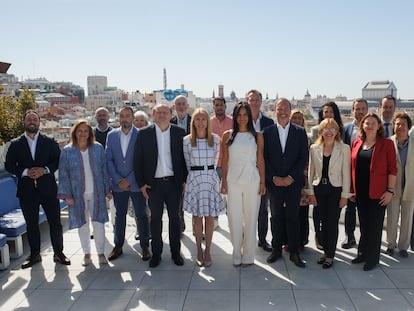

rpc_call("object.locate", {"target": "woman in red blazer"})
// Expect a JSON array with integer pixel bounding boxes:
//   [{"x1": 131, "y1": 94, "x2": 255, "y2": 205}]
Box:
[{"x1": 350, "y1": 113, "x2": 397, "y2": 271}]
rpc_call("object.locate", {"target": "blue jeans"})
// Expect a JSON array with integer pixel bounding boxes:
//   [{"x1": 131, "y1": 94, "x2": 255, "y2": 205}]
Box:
[{"x1": 112, "y1": 191, "x2": 149, "y2": 249}]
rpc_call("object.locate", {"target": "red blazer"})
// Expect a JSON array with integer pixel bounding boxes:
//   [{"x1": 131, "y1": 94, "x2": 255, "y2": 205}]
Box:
[{"x1": 351, "y1": 136, "x2": 397, "y2": 199}]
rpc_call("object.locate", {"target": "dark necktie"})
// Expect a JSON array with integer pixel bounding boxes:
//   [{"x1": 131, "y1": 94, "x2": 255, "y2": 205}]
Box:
[{"x1": 384, "y1": 122, "x2": 390, "y2": 137}]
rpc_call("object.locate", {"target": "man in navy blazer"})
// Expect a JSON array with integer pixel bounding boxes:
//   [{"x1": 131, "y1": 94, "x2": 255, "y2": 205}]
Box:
[
  {"x1": 5, "y1": 110, "x2": 70, "y2": 268},
  {"x1": 341, "y1": 98, "x2": 368, "y2": 249},
  {"x1": 106, "y1": 106, "x2": 150, "y2": 261},
  {"x1": 247, "y1": 89, "x2": 274, "y2": 252},
  {"x1": 134, "y1": 103, "x2": 187, "y2": 268},
  {"x1": 263, "y1": 98, "x2": 309, "y2": 268}
]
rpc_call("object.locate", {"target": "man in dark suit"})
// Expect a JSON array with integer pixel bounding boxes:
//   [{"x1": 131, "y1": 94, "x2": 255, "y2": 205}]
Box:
[
  {"x1": 263, "y1": 99, "x2": 309, "y2": 268},
  {"x1": 170, "y1": 95, "x2": 191, "y2": 232},
  {"x1": 247, "y1": 89, "x2": 274, "y2": 252},
  {"x1": 134, "y1": 103, "x2": 187, "y2": 268},
  {"x1": 5, "y1": 110, "x2": 70, "y2": 269},
  {"x1": 341, "y1": 98, "x2": 368, "y2": 249}
]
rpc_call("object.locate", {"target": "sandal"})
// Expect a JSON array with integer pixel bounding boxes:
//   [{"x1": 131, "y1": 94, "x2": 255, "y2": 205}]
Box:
[{"x1": 322, "y1": 258, "x2": 333, "y2": 269}]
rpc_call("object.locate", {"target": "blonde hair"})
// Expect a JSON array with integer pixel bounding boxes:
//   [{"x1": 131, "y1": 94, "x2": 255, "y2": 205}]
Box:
[
  {"x1": 290, "y1": 109, "x2": 306, "y2": 127},
  {"x1": 190, "y1": 108, "x2": 214, "y2": 147},
  {"x1": 315, "y1": 118, "x2": 341, "y2": 145}
]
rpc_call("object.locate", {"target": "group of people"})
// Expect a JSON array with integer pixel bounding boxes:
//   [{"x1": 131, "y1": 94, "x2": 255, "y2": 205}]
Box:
[{"x1": 4, "y1": 92, "x2": 414, "y2": 273}]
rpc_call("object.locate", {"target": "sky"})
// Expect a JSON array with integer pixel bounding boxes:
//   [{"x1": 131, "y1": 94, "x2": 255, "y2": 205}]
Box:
[{"x1": 3, "y1": 0, "x2": 414, "y2": 100}]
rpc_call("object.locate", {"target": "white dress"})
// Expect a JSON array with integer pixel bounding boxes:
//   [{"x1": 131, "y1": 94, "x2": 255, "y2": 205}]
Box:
[{"x1": 183, "y1": 135, "x2": 224, "y2": 217}]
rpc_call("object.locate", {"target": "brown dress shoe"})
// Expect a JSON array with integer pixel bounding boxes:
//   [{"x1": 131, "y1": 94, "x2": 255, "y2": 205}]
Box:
[
  {"x1": 21, "y1": 254, "x2": 42, "y2": 269},
  {"x1": 266, "y1": 250, "x2": 282, "y2": 263},
  {"x1": 108, "y1": 247, "x2": 123, "y2": 261},
  {"x1": 141, "y1": 248, "x2": 151, "y2": 261},
  {"x1": 290, "y1": 253, "x2": 306, "y2": 268}
]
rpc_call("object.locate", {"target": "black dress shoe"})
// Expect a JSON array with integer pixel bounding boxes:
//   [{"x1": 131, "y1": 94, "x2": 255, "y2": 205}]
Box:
[
  {"x1": 172, "y1": 254, "x2": 184, "y2": 266},
  {"x1": 341, "y1": 237, "x2": 356, "y2": 249},
  {"x1": 141, "y1": 248, "x2": 151, "y2": 261},
  {"x1": 135, "y1": 234, "x2": 139, "y2": 241},
  {"x1": 21, "y1": 254, "x2": 42, "y2": 269},
  {"x1": 385, "y1": 248, "x2": 394, "y2": 256},
  {"x1": 53, "y1": 253, "x2": 71, "y2": 265},
  {"x1": 351, "y1": 255, "x2": 365, "y2": 264},
  {"x1": 258, "y1": 240, "x2": 272, "y2": 252},
  {"x1": 149, "y1": 256, "x2": 161, "y2": 268},
  {"x1": 266, "y1": 250, "x2": 282, "y2": 263},
  {"x1": 290, "y1": 253, "x2": 306, "y2": 268},
  {"x1": 108, "y1": 247, "x2": 123, "y2": 261},
  {"x1": 363, "y1": 262, "x2": 376, "y2": 271}
]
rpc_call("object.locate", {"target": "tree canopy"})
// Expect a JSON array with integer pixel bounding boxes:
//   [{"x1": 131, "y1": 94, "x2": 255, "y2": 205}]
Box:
[{"x1": 0, "y1": 86, "x2": 36, "y2": 143}]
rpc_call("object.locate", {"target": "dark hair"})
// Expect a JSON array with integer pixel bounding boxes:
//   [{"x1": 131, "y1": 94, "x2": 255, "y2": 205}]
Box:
[
  {"x1": 70, "y1": 119, "x2": 95, "y2": 146},
  {"x1": 246, "y1": 89, "x2": 262, "y2": 101},
  {"x1": 353, "y1": 98, "x2": 368, "y2": 110},
  {"x1": 119, "y1": 105, "x2": 134, "y2": 116},
  {"x1": 359, "y1": 113, "x2": 385, "y2": 140},
  {"x1": 318, "y1": 102, "x2": 343, "y2": 136},
  {"x1": 381, "y1": 95, "x2": 396, "y2": 107},
  {"x1": 393, "y1": 112, "x2": 412, "y2": 129},
  {"x1": 213, "y1": 96, "x2": 226, "y2": 105},
  {"x1": 227, "y1": 101, "x2": 257, "y2": 146},
  {"x1": 23, "y1": 109, "x2": 40, "y2": 121}
]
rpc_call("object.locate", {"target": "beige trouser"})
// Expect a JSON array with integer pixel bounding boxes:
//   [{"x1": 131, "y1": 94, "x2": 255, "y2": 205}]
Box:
[
  {"x1": 227, "y1": 181, "x2": 260, "y2": 265},
  {"x1": 386, "y1": 196, "x2": 414, "y2": 251}
]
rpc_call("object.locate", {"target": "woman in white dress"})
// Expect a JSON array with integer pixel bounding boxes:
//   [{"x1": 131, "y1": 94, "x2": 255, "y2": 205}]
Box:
[
  {"x1": 221, "y1": 101, "x2": 266, "y2": 267},
  {"x1": 183, "y1": 108, "x2": 224, "y2": 267}
]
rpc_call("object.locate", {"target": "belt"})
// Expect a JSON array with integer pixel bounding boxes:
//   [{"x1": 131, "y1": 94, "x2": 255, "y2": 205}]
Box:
[
  {"x1": 154, "y1": 176, "x2": 175, "y2": 181},
  {"x1": 190, "y1": 165, "x2": 214, "y2": 171},
  {"x1": 321, "y1": 178, "x2": 329, "y2": 185}
]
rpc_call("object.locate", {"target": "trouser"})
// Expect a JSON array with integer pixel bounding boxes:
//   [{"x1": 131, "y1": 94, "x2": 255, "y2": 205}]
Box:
[
  {"x1": 227, "y1": 181, "x2": 260, "y2": 265},
  {"x1": 112, "y1": 191, "x2": 150, "y2": 250},
  {"x1": 20, "y1": 194, "x2": 63, "y2": 256},
  {"x1": 257, "y1": 194, "x2": 270, "y2": 242},
  {"x1": 314, "y1": 184, "x2": 342, "y2": 258},
  {"x1": 356, "y1": 196, "x2": 386, "y2": 265},
  {"x1": 386, "y1": 196, "x2": 414, "y2": 251},
  {"x1": 148, "y1": 180, "x2": 182, "y2": 258},
  {"x1": 269, "y1": 186, "x2": 301, "y2": 254},
  {"x1": 299, "y1": 205, "x2": 309, "y2": 246},
  {"x1": 78, "y1": 192, "x2": 105, "y2": 254},
  {"x1": 344, "y1": 199, "x2": 357, "y2": 238}
]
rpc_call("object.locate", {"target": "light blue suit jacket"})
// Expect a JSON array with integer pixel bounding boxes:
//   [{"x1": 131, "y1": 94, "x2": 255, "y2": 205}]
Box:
[{"x1": 106, "y1": 127, "x2": 140, "y2": 192}]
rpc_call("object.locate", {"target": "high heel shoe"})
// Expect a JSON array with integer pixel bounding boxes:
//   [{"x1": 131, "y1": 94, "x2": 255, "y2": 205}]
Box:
[{"x1": 195, "y1": 258, "x2": 204, "y2": 267}]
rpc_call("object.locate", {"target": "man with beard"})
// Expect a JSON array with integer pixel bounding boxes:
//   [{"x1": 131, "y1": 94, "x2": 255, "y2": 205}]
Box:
[
  {"x1": 94, "y1": 107, "x2": 112, "y2": 148},
  {"x1": 5, "y1": 110, "x2": 70, "y2": 269},
  {"x1": 106, "y1": 106, "x2": 150, "y2": 262}
]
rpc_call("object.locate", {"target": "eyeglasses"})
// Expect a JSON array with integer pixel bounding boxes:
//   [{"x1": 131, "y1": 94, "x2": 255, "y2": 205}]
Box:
[{"x1": 322, "y1": 128, "x2": 337, "y2": 133}]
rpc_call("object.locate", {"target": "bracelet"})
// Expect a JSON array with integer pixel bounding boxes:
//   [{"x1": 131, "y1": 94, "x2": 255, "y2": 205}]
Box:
[{"x1": 386, "y1": 189, "x2": 394, "y2": 194}]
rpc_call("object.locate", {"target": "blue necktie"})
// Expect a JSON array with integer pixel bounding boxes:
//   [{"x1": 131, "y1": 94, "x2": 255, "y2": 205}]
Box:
[{"x1": 384, "y1": 123, "x2": 390, "y2": 137}]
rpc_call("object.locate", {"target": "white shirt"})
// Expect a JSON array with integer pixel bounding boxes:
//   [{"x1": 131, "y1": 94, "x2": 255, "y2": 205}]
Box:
[
  {"x1": 120, "y1": 128, "x2": 132, "y2": 158},
  {"x1": 277, "y1": 122, "x2": 290, "y2": 153},
  {"x1": 155, "y1": 124, "x2": 174, "y2": 178},
  {"x1": 81, "y1": 149, "x2": 93, "y2": 194},
  {"x1": 22, "y1": 132, "x2": 40, "y2": 177},
  {"x1": 351, "y1": 120, "x2": 360, "y2": 144},
  {"x1": 253, "y1": 112, "x2": 262, "y2": 132}
]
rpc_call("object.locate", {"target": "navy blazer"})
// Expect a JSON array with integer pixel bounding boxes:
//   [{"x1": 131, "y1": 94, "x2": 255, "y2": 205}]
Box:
[
  {"x1": 134, "y1": 124, "x2": 187, "y2": 188},
  {"x1": 5, "y1": 133, "x2": 60, "y2": 199},
  {"x1": 342, "y1": 122, "x2": 355, "y2": 146},
  {"x1": 263, "y1": 122, "x2": 309, "y2": 191},
  {"x1": 170, "y1": 114, "x2": 191, "y2": 135},
  {"x1": 105, "y1": 127, "x2": 140, "y2": 192},
  {"x1": 259, "y1": 114, "x2": 274, "y2": 131}
]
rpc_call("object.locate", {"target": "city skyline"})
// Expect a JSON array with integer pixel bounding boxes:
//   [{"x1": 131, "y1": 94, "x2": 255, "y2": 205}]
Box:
[{"x1": 3, "y1": 0, "x2": 414, "y2": 99}]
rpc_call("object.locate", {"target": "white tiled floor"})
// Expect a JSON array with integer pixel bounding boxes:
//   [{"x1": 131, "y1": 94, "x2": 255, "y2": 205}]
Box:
[{"x1": 1, "y1": 210, "x2": 414, "y2": 311}]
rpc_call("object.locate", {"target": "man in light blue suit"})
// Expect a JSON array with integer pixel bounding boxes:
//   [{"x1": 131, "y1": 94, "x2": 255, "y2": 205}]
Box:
[{"x1": 106, "y1": 106, "x2": 150, "y2": 262}]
